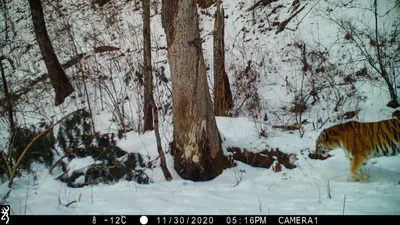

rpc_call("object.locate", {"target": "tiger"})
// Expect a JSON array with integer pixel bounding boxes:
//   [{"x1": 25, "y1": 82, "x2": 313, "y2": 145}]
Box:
[{"x1": 315, "y1": 118, "x2": 400, "y2": 182}]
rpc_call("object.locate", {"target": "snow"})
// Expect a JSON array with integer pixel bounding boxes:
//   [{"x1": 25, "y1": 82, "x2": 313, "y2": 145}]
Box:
[
  {"x1": 67, "y1": 157, "x2": 96, "y2": 177},
  {"x1": 1, "y1": 0, "x2": 400, "y2": 217},
  {"x1": 3, "y1": 112, "x2": 400, "y2": 215}
]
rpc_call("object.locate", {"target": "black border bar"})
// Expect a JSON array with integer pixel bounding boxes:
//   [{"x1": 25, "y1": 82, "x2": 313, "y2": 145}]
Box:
[{"x1": 4, "y1": 215, "x2": 400, "y2": 225}]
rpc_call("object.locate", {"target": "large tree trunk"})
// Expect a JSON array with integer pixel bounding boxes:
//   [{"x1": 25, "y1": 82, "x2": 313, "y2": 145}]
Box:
[
  {"x1": 28, "y1": 0, "x2": 74, "y2": 106},
  {"x1": 213, "y1": 1, "x2": 232, "y2": 116},
  {"x1": 142, "y1": 0, "x2": 154, "y2": 132},
  {"x1": 161, "y1": 0, "x2": 230, "y2": 181}
]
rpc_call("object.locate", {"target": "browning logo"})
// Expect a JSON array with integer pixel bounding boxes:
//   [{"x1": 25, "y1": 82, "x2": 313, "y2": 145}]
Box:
[{"x1": 0, "y1": 205, "x2": 10, "y2": 225}]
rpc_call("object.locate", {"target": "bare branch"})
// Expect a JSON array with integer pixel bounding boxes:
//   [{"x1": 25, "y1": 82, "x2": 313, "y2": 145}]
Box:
[{"x1": 276, "y1": 3, "x2": 308, "y2": 34}]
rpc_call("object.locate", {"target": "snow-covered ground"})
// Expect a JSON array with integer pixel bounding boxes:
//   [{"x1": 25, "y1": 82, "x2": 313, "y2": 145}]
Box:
[
  {"x1": 1, "y1": 0, "x2": 400, "y2": 217},
  {"x1": 3, "y1": 106, "x2": 400, "y2": 216}
]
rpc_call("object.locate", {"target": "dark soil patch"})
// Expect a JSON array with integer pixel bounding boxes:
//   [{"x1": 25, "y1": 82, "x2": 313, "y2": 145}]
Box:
[
  {"x1": 226, "y1": 146, "x2": 297, "y2": 171},
  {"x1": 308, "y1": 152, "x2": 331, "y2": 160}
]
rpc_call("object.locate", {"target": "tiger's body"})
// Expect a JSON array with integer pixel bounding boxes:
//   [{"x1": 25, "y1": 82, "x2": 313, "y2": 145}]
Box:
[{"x1": 315, "y1": 118, "x2": 400, "y2": 182}]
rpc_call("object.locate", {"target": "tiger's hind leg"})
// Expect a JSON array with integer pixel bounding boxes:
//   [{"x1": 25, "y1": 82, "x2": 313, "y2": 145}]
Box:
[{"x1": 348, "y1": 156, "x2": 368, "y2": 182}]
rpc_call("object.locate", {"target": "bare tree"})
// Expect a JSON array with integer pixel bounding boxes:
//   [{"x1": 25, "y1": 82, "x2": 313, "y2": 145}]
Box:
[
  {"x1": 213, "y1": 0, "x2": 233, "y2": 116},
  {"x1": 142, "y1": 0, "x2": 153, "y2": 132},
  {"x1": 325, "y1": 0, "x2": 400, "y2": 108},
  {"x1": 370, "y1": 0, "x2": 399, "y2": 108},
  {"x1": 28, "y1": 0, "x2": 74, "y2": 106},
  {"x1": 141, "y1": 0, "x2": 172, "y2": 181},
  {"x1": 1, "y1": 1, "x2": 15, "y2": 134},
  {"x1": 161, "y1": 0, "x2": 230, "y2": 181},
  {"x1": 152, "y1": 99, "x2": 173, "y2": 181},
  {"x1": 0, "y1": 58, "x2": 14, "y2": 134}
]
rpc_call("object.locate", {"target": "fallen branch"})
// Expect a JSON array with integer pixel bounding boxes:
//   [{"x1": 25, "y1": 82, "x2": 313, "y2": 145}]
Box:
[
  {"x1": 272, "y1": 124, "x2": 300, "y2": 131},
  {"x1": 275, "y1": 3, "x2": 308, "y2": 34},
  {"x1": 65, "y1": 200, "x2": 78, "y2": 208},
  {"x1": 49, "y1": 154, "x2": 69, "y2": 175},
  {"x1": 58, "y1": 194, "x2": 81, "y2": 208}
]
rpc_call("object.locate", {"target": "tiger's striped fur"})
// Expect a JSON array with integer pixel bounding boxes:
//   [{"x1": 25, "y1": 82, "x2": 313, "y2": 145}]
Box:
[{"x1": 315, "y1": 118, "x2": 400, "y2": 182}]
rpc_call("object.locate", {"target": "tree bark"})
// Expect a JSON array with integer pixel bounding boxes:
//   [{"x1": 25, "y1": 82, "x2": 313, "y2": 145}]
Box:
[
  {"x1": 28, "y1": 0, "x2": 74, "y2": 106},
  {"x1": 142, "y1": 0, "x2": 154, "y2": 132},
  {"x1": 161, "y1": 0, "x2": 230, "y2": 181},
  {"x1": 213, "y1": 1, "x2": 232, "y2": 116}
]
